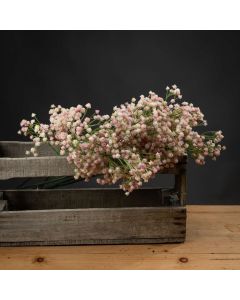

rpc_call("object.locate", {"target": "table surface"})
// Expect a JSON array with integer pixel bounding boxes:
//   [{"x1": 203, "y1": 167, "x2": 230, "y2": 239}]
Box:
[{"x1": 0, "y1": 205, "x2": 239, "y2": 270}]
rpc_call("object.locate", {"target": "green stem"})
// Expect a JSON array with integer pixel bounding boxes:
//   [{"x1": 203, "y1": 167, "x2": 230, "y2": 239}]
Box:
[
  {"x1": 20, "y1": 176, "x2": 67, "y2": 189},
  {"x1": 44, "y1": 177, "x2": 82, "y2": 189},
  {"x1": 48, "y1": 143, "x2": 60, "y2": 155}
]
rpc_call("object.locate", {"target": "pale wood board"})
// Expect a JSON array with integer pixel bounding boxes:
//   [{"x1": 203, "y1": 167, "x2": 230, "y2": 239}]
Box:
[
  {"x1": 0, "y1": 205, "x2": 239, "y2": 269},
  {"x1": 0, "y1": 141, "x2": 184, "y2": 179}
]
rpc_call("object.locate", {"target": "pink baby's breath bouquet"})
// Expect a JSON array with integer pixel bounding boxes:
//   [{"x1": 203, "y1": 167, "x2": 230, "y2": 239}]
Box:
[{"x1": 19, "y1": 85, "x2": 225, "y2": 195}]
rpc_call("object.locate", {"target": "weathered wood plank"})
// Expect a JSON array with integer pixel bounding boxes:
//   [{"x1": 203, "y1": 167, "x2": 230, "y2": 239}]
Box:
[
  {"x1": 0, "y1": 141, "x2": 56, "y2": 157},
  {"x1": 0, "y1": 207, "x2": 186, "y2": 245},
  {"x1": 0, "y1": 156, "x2": 74, "y2": 179},
  {"x1": 3, "y1": 188, "x2": 174, "y2": 210},
  {"x1": 0, "y1": 157, "x2": 181, "y2": 179},
  {"x1": 0, "y1": 141, "x2": 185, "y2": 179}
]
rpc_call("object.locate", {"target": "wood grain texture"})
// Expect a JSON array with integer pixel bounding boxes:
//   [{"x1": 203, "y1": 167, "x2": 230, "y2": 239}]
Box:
[
  {"x1": 0, "y1": 141, "x2": 184, "y2": 179},
  {"x1": 0, "y1": 156, "x2": 74, "y2": 179},
  {"x1": 0, "y1": 207, "x2": 186, "y2": 245},
  {"x1": 0, "y1": 141, "x2": 73, "y2": 179},
  {"x1": 0, "y1": 205, "x2": 239, "y2": 270},
  {"x1": 0, "y1": 189, "x2": 185, "y2": 246},
  {"x1": 0, "y1": 141, "x2": 56, "y2": 157}
]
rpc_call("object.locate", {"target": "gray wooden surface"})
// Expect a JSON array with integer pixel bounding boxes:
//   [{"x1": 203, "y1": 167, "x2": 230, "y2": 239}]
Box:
[
  {"x1": 0, "y1": 141, "x2": 56, "y2": 157},
  {"x1": 0, "y1": 141, "x2": 72, "y2": 179},
  {"x1": 0, "y1": 206, "x2": 186, "y2": 246},
  {"x1": 0, "y1": 189, "x2": 186, "y2": 246},
  {"x1": 0, "y1": 156, "x2": 75, "y2": 179},
  {"x1": 0, "y1": 141, "x2": 183, "y2": 179}
]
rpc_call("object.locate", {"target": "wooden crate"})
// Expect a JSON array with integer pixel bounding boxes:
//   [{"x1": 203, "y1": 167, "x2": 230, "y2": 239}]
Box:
[{"x1": 0, "y1": 141, "x2": 187, "y2": 246}]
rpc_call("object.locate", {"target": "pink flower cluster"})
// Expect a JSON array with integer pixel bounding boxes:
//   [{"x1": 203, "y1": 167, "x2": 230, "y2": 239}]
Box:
[{"x1": 19, "y1": 85, "x2": 226, "y2": 195}]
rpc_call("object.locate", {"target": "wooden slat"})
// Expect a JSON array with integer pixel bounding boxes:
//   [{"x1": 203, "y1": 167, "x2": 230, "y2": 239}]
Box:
[
  {"x1": 0, "y1": 156, "x2": 74, "y2": 179},
  {"x1": 0, "y1": 141, "x2": 185, "y2": 179},
  {"x1": 0, "y1": 141, "x2": 56, "y2": 157},
  {"x1": 3, "y1": 188, "x2": 168, "y2": 210},
  {"x1": 0, "y1": 206, "x2": 239, "y2": 269},
  {"x1": 0, "y1": 157, "x2": 181, "y2": 179},
  {"x1": 0, "y1": 207, "x2": 186, "y2": 245},
  {"x1": 0, "y1": 141, "x2": 73, "y2": 179}
]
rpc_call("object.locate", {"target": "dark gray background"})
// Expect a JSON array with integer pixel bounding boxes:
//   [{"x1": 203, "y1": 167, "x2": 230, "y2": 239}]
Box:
[{"x1": 1, "y1": 31, "x2": 239, "y2": 204}]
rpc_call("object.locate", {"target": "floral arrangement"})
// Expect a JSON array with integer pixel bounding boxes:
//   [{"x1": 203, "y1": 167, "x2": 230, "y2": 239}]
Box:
[{"x1": 19, "y1": 85, "x2": 225, "y2": 195}]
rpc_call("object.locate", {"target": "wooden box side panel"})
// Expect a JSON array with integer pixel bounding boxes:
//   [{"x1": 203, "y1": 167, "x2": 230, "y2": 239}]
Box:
[
  {"x1": 0, "y1": 141, "x2": 185, "y2": 179},
  {"x1": 0, "y1": 207, "x2": 186, "y2": 246},
  {"x1": 0, "y1": 141, "x2": 56, "y2": 157},
  {"x1": 0, "y1": 141, "x2": 73, "y2": 179},
  {"x1": 0, "y1": 156, "x2": 74, "y2": 180}
]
